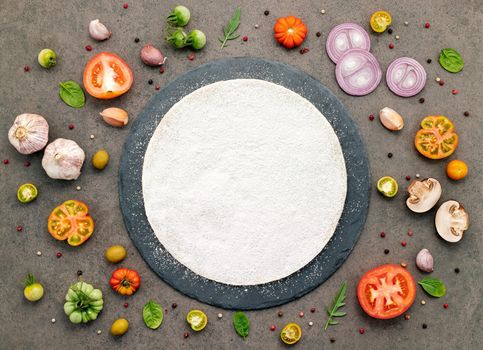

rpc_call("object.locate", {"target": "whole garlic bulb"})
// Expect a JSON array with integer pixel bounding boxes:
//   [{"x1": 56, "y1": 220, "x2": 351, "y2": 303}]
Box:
[
  {"x1": 89, "y1": 19, "x2": 111, "y2": 41},
  {"x1": 42, "y1": 138, "x2": 85, "y2": 180},
  {"x1": 8, "y1": 113, "x2": 49, "y2": 154},
  {"x1": 416, "y1": 248, "x2": 434, "y2": 272}
]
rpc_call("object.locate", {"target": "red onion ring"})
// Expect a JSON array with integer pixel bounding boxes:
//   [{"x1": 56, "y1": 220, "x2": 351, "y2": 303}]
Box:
[
  {"x1": 386, "y1": 57, "x2": 427, "y2": 97},
  {"x1": 326, "y1": 23, "x2": 371, "y2": 63},
  {"x1": 335, "y1": 49, "x2": 382, "y2": 96}
]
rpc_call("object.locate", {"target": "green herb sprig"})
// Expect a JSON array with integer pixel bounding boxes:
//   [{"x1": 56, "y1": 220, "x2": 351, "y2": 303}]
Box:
[
  {"x1": 324, "y1": 281, "x2": 347, "y2": 330},
  {"x1": 418, "y1": 277, "x2": 446, "y2": 298},
  {"x1": 219, "y1": 8, "x2": 241, "y2": 49}
]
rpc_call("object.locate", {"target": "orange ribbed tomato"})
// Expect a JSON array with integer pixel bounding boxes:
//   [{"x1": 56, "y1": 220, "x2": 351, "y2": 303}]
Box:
[
  {"x1": 274, "y1": 16, "x2": 307, "y2": 49},
  {"x1": 109, "y1": 268, "x2": 141, "y2": 296}
]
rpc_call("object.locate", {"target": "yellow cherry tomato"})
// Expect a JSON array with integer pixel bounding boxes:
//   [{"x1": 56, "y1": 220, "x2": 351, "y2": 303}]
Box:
[
  {"x1": 186, "y1": 310, "x2": 207, "y2": 331},
  {"x1": 105, "y1": 245, "x2": 127, "y2": 263},
  {"x1": 280, "y1": 323, "x2": 302, "y2": 345},
  {"x1": 92, "y1": 149, "x2": 110, "y2": 170},
  {"x1": 111, "y1": 318, "x2": 129, "y2": 336},
  {"x1": 370, "y1": 11, "x2": 392, "y2": 33},
  {"x1": 446, "y1": 160, "x2": 468, "y2": 180}
]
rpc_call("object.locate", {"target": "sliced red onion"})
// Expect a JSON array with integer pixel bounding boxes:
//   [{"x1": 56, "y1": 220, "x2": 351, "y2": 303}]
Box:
[
  {"x1": 326, "y1": 23, "x2": 371, "y2": 63},
  {"x1": 335, "y1": 49, "x2": 382, "y2": 96},
  {"x1": 386, "y1": 57, "x2": 427, "y2": 97}
]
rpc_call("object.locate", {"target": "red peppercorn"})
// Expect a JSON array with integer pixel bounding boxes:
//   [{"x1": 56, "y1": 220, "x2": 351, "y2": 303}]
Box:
[
  {"x1": 405, "y1": 175, "x2": 411, "y2": 181},
  {"x1": 407, "y1": 229, "x2": 413, "y2": 236},
  {"x1": 56, "y1": 252, "x2": 62, "y2": 258},
  {"x1": 451, "y1": 89, "x2": 459, "y2": 95},
  {"x1": 24, "y1": 65, "x2": 30, "y2": 72},
  {"x1": 242, "y1": 36, "x2": 248, "y2": 42},
  {"x1": 3, "y1": 159, "x2": 9, "y2": 165},
  {"x1": 369, "y1": 114, "x2": 375, "y2": 121},
  {"x1": 443, "y1": 303, "x2": 448, "y2": 309},
  {"x1": 16, "y1": 225, "x2": 23, "y2": 232},
  {"x1": 85, "y1": 45, "x2": 92, "y2": 51},
  {"x1": 310, "y1": 307, "x2": 316, "y2": 313},
  {"x1": 404, "y1": 314, "x2": 411, "y2": 320},
  {"x1": 359, "y1": 328, "x2": 365, "y2": 334},
  {"x1": 424, "y1": 22, "x2": 430, "y2": 28},
  {"x1": 123, "y1": 3, "x2": 129, "y2": 9},
  {"x1": 155, "y1": 84, "x2": 160, "y2": 90},
  {"x1": 68, "y1": 124, "x2": 75, "y2": 130},
  {"x1": 24, "y1": 160, "x2": 31, "y2": 167},
  {"x1": 270, "y1": 325, "x2": 276, "y2": 331},
  {"x1": 389, "y1": 43, "x2": 394, "y2": 49},
  {"x1": 187, "y1": 53, "x2": 196, "y2": 61},
  {"x1": 124, "y1": 302, "x2": 129, "y2": 308},
  {"x1": 299, "y1": 311, "x2": 304, "y2": 317},
  {"x1": 380, "y1": 231, "x2": 386, "y2": 238},
  {"x1": 401, "y1": 241, "x2": 407, "y2": 247},
  {"x1": 183, "y1": 332, "x2": 189, "y2": 338},
  {"x1": 159, "y1": 67, "x2": 165, "y2": 74},
  {"x1": 439, "y1": 80, "x2": 445, "y2": 86}
]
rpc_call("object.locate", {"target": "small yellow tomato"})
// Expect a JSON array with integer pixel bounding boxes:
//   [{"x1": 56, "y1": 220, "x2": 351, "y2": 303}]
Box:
[
  {"x1": 92, "y1": 149, "x2": 110, "y2": 170},
  {"x1": 111, "y1": 318, "x2": 129, "y2": 336},
  {"x1": 446, "y1": 160, "x2": 468, "y2": 180},
  {"x1": 105, "y1": 245, "x2": 127, "y2": 263},
  {"x1": 370, "y1": 11, "x2": 392, "y2": 33}
]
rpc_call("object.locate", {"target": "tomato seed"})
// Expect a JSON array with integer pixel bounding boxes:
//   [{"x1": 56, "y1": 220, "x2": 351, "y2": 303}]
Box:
[
  {"x1": 242, "y1": 36, "x2": 248, "y2": 42},
  {"x1": 389, "y1": 43, "x2": 394, "y2": 49},
  {"x1": 56, "y1": 252, "x2": 62, "y2": 258},
  {"x1": 85, "y1": 45, "x2": 92, "y2": 51},
  {"x1": 270, "y1": 325, "x2": 276, "y2": 331},
  {"x1": 359, "y1": 328, "x2": 365, "y2": 334},
  {"x1": 3, "y1": 159, "x2": 9, "y2": 164},
  {"x1": 16, "y1": 225, "x2": 23, "y2": 232},
  {"x1": 380, "y1": 231, "x2": 386, "y2": 238},
  {"x1": 443, "y1": 303, "x2": 448, "y2": 309},
  {"x1": 401, "y1": 241, "x2": 407, "y2": 247}
]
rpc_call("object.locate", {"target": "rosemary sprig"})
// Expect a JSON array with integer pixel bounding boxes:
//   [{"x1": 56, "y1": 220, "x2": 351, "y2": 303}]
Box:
[
  {"x1": 324, "y1": 281, "x2": 347, "y2": 330},
  {"x1": 219, "y1": 8, "x2": 241, "y2": 48}
]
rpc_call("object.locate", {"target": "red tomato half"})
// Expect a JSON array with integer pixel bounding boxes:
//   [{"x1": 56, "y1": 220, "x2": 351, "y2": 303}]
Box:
[
  {"x1": 357, "y1": 264, "x2": 416, "y2": 319},
  {"x1": 83, "y1": 52, "x2": 133, "y2": 99}
]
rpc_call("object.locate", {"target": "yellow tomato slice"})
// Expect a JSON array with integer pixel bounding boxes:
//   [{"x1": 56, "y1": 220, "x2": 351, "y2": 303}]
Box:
[
  {"x1": 280, "y1": 323, "x2": 302, "y2": 345},
  {"x1": 186, "y1": 310, "x2": 207, "y2": 331},
  {"x1": 370, "y1": 11, "x2": 392, "y2": 33}
]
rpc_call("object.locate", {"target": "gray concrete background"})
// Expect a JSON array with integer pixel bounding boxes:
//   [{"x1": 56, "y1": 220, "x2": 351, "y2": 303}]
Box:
[{"x1": 0, "y1": 0, "x2": 481, "y2": 349}]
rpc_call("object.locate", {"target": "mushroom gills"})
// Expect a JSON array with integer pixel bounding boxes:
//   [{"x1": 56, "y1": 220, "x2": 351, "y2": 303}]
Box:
[
  {"x1": 406, "y1": 178, "x2": 442, "y2": 213},
  {"x1": 435, "y1": 200, "x2": 469, "y2": 243}
]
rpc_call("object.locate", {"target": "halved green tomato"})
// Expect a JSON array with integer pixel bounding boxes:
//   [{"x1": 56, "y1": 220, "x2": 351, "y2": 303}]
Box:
[
  {"x1": 377, "y1": 176, "x2": 398, "y2": 197},
  {"x1": 280, "y1": 323, "x2": 302, "y2": 345},
  {"x1": 186, "y1": 310, "x2": 207, "y2": 331},
  {"x1": 370, "y1": 11, "x2": 392, "y2": 33},
  {"x1": 17, "y1": 183, "x2": 38, "y2": 203}
]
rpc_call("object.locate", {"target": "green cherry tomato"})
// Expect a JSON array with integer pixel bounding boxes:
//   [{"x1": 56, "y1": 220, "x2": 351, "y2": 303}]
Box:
[
  {"x1": 377, "y1": 176, "x2": 398, "y2": 197},
  {"x1": 17, "y1": 183, "x2": 38, "y2": 203},
  {"x1": 38, "y1": 49, "x2": 57, "y2": 69},
  {"x1": 23, "y1": 273, "x2": 44, "y2": 302}
]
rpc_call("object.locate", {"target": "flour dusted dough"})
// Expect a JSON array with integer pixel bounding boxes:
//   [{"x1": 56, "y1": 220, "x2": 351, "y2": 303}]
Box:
[{"x1": 142, "y1": 79, "x2": 347, "y2": 285}]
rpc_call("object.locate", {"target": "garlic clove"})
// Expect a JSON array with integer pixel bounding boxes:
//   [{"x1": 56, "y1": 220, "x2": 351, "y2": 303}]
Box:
[
  {"x1": 140, "y1": 44, "x2": 167, "y2": 67},
  {"x1": 42, "y1": 138, "x2": 85, "y2": 180},
  {"x1": 379, "y1": 107, "x2": 404, "y2": 131},
  {"x1": 100, "y1": 108, "x2": 128, "y2": 127},
  {"x1": 416, "y1": 248, "x2": 434, "y2": 272},
  {"x1": 89, "y1": 19, "x2": 112, "y2": 41},
  {"x1": 8, "y1": 113, "x2": 49, "y2": 154},
  {"x1": 435, "y1": 200, "x2": 469, "y2": 243}
]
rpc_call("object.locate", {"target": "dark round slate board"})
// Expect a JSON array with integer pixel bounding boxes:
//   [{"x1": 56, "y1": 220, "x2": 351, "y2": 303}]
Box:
[{"x1": 119, "y1": 57, "x2": 370, "y2": 310}]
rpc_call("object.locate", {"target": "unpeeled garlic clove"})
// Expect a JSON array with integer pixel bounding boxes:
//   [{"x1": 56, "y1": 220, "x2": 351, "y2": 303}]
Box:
[
  {"x1": 100, "y1": 107, "x2": 128, "y2": 127},
  {"x1": 416, "y1": 248, "x2": 434, "y2": 272},
  {"x1": 8, "y1": 113, "x2": 49, "y2": 154},
  {"x1": 140, "y1": 44, "x2": 167, "y2": 66},
  {"x1": 379, "y1": 107, "x2": 404, "y2": 131},
  {"x1": 89, "y1": 19, "x2": 111, "y2": 41}
]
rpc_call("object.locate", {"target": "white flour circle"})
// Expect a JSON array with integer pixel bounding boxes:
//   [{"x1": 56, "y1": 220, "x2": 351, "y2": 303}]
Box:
[{"x1": 142, "y1": 79, "x2": 347, "y2": 285}]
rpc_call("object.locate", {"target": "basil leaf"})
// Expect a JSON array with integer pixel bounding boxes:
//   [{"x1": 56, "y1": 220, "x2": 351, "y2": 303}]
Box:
[
  {"x1": 143, "y1": 300, "x2": 164, "y2": 329},
  {"x1": 439, "y1": 48, "x2": 464, "y2": 73},
  {"x1": 233, "y1": 311, "x2": 249, "y2": 339},
  {"x1": 418, "y1": 277, "x2": 446, "y2": 297},
  {"x1": 59, "y1": 80, "x2": 85, "y2": 108}
]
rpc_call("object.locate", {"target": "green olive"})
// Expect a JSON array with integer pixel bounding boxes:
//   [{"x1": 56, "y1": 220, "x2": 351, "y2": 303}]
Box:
[
  {"x1": 92, "y1": 149, "x2": 109, "y2": 170},
  {"x1": 38, "y1": 49, "x2": 57, "y2": 69},
  {"x1": 105, "y1": 245, "x2": 127, "y2": 263}
]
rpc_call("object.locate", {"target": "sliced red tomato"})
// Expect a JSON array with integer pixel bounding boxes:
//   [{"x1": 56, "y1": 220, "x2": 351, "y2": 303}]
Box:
[
  {"x1": 357, "y1": 264, "x2": 416, "y2": 319},
  {"x1": 83, "y1": 52, "x2": 133, "y2": 99},
  {"x1": 47, "y1": 200, "x2": 94, "y2": 246},
  {"x1": 415, "y1": 116, "x2": 458, "y2": 159}
]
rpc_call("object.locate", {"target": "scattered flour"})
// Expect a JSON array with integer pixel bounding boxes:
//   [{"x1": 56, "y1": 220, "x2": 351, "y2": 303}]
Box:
[{"x1": 142, "y1": 79, "x2": 347, "y2": 285}]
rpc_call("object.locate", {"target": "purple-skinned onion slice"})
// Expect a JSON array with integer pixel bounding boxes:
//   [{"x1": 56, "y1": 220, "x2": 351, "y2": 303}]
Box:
[
  {"x1": 335, "y1": 49, "x2": 382, "y2": 96},
  {"x1": 326, "y1": 23, "x2": 371, "y2": 63},
  {"x1": 386, "y1": 57, "x2": 427, "y2": 97}
]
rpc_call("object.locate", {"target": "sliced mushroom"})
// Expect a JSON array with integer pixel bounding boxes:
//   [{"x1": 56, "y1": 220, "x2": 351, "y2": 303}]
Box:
[
  {"x1": 406, "y1": 178, "x2": 442, "y2": 213},
  {"x1": 435, "y1": 200, "x2": 469, "y2": 243}
]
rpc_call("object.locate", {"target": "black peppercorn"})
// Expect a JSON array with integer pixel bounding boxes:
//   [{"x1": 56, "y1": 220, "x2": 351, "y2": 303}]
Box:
[
  {"x1": 427, "y1": 58, "x2": 432, "y2": 63},
  {"x1": 330, "y1": 337, "x2": 336, "y2": 343},
  {"x1": 264, "y1": 10, "x2": 269, "y2": 16},
  {"x1": 422, "y1": 323, "x2": 428, "y2": 329},
  {"x1": 316, "y1": 32, "x2": 321, "y2": 37},
  {"x1": 388, "y1": 28, "x2": 393, "y2": 34},
  {"x1": 278, "y1": 311, "x2": 283, "y2": 317},
  {"x1": 134, "y1": 37, "x2": 140, "y2": 43},
  {"x1": 463, "y1": 111, "x2": 470, "y2": 117},
  {"x1": 384, "y1": 249, "x2": 390, "y2": 254},
  {"x1": 454, "y1": 267, "x2": 460, "y2": 273},
  {"x1": 77, "y1": 270, "x2": 83, "y2": 276},
  {"x1": 183, "y1": 332, "x2": 189, "y2": 338},
  {"x1": 387, "y1": 152, "x2": 393, "y2": 158},
  {"x1": 172, "y1": 303, "x2": 177, "y2": 309},
  {"x1": 419, "y1": 98, "x2": 425, "y2": 103},
  {"x1": 148, "y1": 79, "x2": 153, "y2": 85}
]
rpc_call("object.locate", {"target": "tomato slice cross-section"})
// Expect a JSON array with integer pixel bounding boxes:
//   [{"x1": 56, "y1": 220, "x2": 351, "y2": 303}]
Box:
[
  {"x1": 357, "y1": 264, "x2": 416, "y2": 319},
  {"x1": 415, "y1": 115, "x2": 458, "y2": 159}
]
